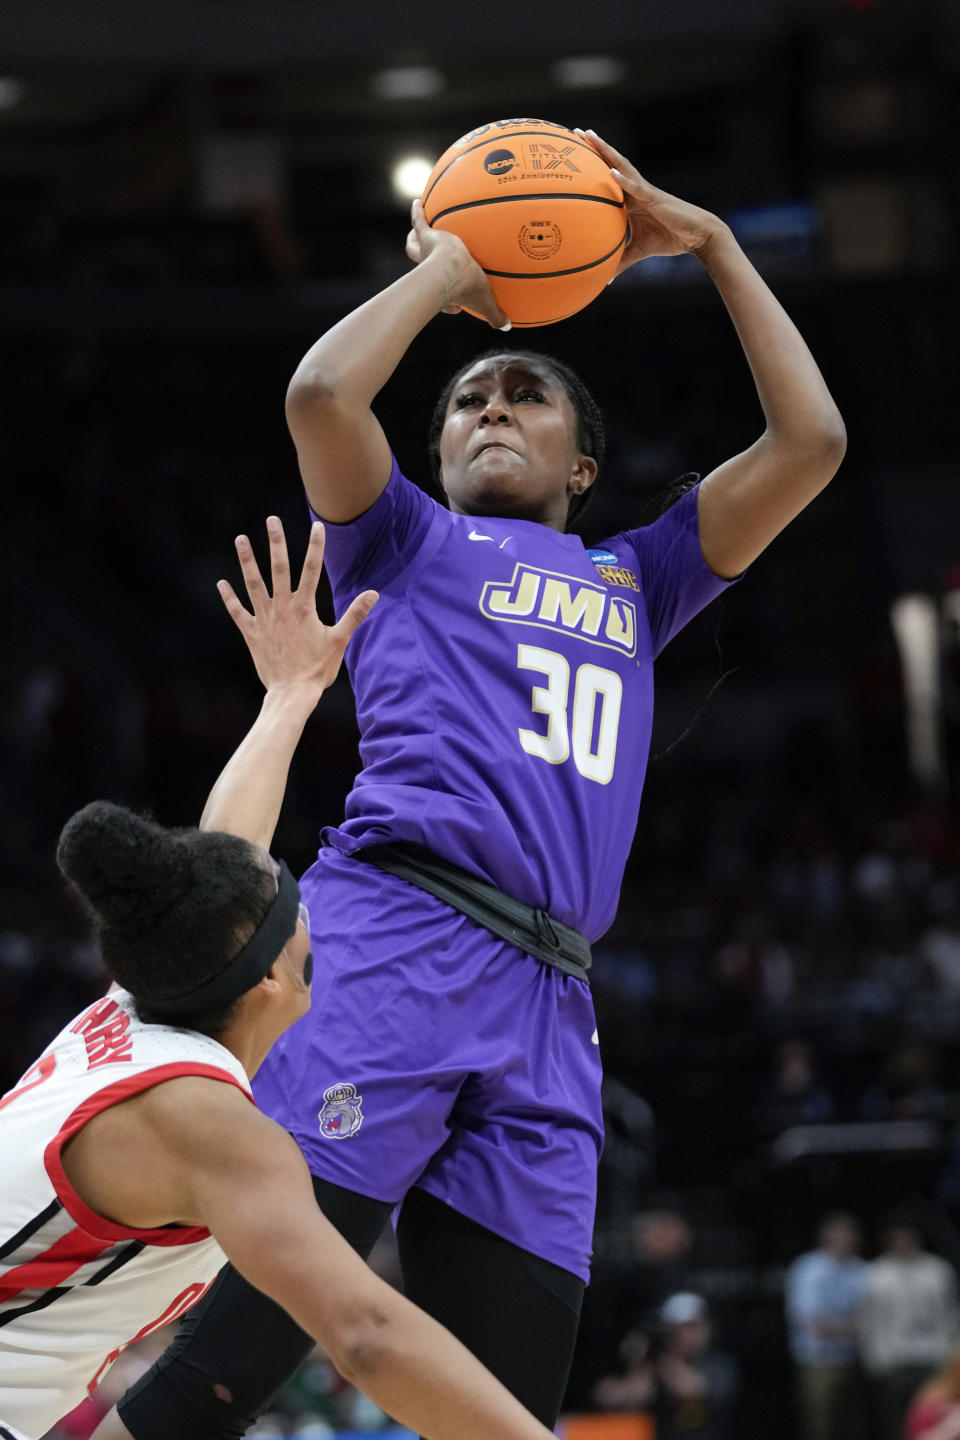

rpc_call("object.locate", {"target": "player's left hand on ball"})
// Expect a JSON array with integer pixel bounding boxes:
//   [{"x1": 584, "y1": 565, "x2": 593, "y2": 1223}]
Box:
[
  {"x1": 216, "y1": 517, "x2": 378, "y2": 697},
  {"x1": 574, "y1": 128, "x2": 727, "y2": 272}
]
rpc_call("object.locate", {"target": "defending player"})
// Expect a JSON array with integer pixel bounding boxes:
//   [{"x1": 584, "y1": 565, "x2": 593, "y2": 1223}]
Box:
[
  {"x1": 106, "y1": 132, "x2": 847, "y2": 1438},
  {"x1": 0, "y1": 520, "x2": 562, "y2": 1440}
]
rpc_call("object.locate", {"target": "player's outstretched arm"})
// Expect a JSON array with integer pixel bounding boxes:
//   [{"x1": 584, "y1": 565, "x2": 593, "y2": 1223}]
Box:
[
  {"x1": 91, "y1": 1080, "x2": 555, "y2": 1440},
  {"x1": 200, "y1": 516, "x2": 377, "y2": 849},
  {"x1": 578, "y1": 128, "x2": 847, "y2": 580},
  {"x1": 285, "y1": 201, "x2": 508, "y2": 523}
]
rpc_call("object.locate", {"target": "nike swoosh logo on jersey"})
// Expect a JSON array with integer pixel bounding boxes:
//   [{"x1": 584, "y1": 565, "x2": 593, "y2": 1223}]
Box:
[{"x1": 468, "y1": 530, "x2": 495, "y2": 542}]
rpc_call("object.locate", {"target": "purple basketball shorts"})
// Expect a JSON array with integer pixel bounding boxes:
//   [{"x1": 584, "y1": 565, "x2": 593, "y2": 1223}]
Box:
[{"x1": 252, "y1": 847, "x2": 604, "y2": 1281}]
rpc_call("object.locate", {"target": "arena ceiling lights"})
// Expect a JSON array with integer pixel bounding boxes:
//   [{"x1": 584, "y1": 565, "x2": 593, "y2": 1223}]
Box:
[{"x1": 371, "y1": 65, "x2": 445, "y2": 101}]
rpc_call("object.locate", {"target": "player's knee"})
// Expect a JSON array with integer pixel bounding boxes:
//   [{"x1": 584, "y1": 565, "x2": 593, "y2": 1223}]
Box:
[{"x1": 117, "y1": 1360, "x2": 252, "y2": 1440}]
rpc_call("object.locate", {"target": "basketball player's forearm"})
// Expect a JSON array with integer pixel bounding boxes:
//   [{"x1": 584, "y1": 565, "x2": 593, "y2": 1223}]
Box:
[
  {"x1": 265, "y1": 1265, "x2": 554, "y2": 1440},
  {"x1": 206, "y1": 1190, "x2": 554, "y2": 1440},
  {"x1": 202, "y1": 1148, "x2": 553, "y2": 1440},
  {"x1": 335, "y1": 1299, "x2": 556, "y2": 1440},
  {"x1": 288, "y1": 253, "x2": 458, "y2": 409},
  {"x1": 199, "y1": 684, "x2": 319, "y2": 847},
  {"x1": 698, "y1": 226, "x2": 845, "y2": 457}
]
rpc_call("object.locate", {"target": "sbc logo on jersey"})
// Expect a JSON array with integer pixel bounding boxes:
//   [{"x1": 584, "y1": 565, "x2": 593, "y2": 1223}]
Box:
[
  {"x1": 318, "y1": 1082, "x2": 364, "y2": 1139},
  {"x1": 595, "y1": 564, "x2": 640, "y2": 592},
  {"x1": 586, "y1": 548, "x2": 640, "y2": 592}
]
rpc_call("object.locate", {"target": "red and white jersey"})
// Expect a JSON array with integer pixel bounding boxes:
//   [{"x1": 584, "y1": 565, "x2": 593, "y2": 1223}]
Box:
[{"x1": 0, "y1": 988, "x2": 253, "y2": 1440}]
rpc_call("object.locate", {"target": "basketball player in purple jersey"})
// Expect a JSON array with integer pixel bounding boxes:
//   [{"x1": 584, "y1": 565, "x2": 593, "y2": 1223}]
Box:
[{"x1": 105, "y1": 130, "x2": 845, "y2": 1440}]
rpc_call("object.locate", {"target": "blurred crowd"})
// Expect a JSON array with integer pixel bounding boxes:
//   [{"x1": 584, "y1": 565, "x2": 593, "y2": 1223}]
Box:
[
  {"x1": 785, "y1": 1209, "x2": 960, "y2": 1440},
  {"x1": 569, "y1": 1203, "x2": 960, "y2": 1440},
  {"x1": 593, "y1": 780, "x2": 960, "y2": 1051}
]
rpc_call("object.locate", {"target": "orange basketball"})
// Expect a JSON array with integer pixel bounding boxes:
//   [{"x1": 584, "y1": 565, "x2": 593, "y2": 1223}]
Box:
[{"x1": 421, "y1": 118, "x2": 628, "y2": 328}]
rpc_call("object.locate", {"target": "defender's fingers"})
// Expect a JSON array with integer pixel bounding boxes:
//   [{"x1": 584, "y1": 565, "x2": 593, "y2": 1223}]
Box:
[
  {"x1": 216, "y1": 578, "x2": 253, "y2": 633},
  {"x1": 297, "y1": 521, "x2": 326, "y2": 600},
  {"x1": 234, "y1": 534, "x2": 268, "y2": 609},
  {"x1": 332, "y1": 589, "x2": 379, "y2": 643},
  {"x1": 265, "y1": 515, "x2": 291, "y2": 597}
]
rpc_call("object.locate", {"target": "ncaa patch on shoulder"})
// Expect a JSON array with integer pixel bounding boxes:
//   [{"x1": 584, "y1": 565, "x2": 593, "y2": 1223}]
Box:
[
  {"x1": 586, "y1": 547, "x2": 619, "y2": 566},
  {"x1": 318, "y1": 1081, "x2": 364, "y2": 1139}
]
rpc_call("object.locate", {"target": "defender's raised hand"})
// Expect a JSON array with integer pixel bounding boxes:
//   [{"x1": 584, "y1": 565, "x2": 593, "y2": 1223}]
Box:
[
  {"x1": 217, "y1": 517, "x2": 378, "y2": 698},
  {"x1": 200, "y1": 519, "x2": 376, "y2": 845}
]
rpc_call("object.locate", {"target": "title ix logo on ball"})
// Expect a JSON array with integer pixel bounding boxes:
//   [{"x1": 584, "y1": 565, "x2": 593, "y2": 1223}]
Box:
[{"x1": 318, "y1": 1081, "x2": 364, "y2": 1139}]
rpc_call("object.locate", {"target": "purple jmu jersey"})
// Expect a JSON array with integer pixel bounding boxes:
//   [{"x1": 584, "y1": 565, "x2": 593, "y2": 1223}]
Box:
[
  {"x1": 318, "y1": 458, "x2": 734, "y2": 941},
  {"x1": 256, "y1": 460, "x2": 736, "y2": 1279}
]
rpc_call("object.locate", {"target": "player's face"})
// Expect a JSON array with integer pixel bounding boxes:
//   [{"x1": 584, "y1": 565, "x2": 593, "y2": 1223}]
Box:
[
  {"x1": 261, "y1": 852, "x2": 313, "y2": 1022},
  {"x1": 438, "y1": 356, "x2": 595, "y2": 528},
  {"x1": 279, "y1": 907, "x2": 313, "y2": 1019}
]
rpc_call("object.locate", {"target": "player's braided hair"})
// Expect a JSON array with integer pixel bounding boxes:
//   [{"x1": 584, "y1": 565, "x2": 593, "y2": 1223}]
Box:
[
  {"x1": 57, "y1": 801, "x2": 275, "y2": 1037},
  {"x1": 427, "y1": 349, "x2": 605, "y2": 529}
]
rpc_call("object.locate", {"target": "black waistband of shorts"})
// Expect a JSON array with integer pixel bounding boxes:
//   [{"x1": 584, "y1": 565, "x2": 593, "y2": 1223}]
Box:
[{"x1": 352, "y1": 842, "x2": 591, "y2": 982}]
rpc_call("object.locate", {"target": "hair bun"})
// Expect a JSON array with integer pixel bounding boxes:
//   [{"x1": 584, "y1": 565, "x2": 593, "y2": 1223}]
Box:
[{"x1": 57, "y1": 801, "x2": 191, "y2": 930}]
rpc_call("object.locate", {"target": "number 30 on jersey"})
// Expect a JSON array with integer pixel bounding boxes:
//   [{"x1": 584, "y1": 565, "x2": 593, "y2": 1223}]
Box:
[{"x1": 517, "y1": 643, "x2": 623, "y2": 785}]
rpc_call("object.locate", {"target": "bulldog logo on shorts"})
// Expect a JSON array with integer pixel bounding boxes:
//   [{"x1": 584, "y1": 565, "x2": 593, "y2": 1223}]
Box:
[{"x1": 318, "y1": 1081, "x2": 364, "y2": 1139}]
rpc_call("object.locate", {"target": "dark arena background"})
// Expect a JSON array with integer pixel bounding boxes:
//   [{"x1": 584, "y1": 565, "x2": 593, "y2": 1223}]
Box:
[{"x1": 2, "y1": 2, "x2": 959, "y2": 1437}]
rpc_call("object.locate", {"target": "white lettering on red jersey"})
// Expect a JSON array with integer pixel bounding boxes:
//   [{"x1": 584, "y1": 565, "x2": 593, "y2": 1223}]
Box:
[{"x1": 0, "y1": 989, "x2": 252, "y2": 1439}]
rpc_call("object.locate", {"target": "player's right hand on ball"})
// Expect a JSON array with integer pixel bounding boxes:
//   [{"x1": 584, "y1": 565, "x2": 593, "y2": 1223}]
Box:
[
  {"x1": 406, "y1": 199, "x2": 510, "y2": 330},
  {"x1": 574, "y1": 128, "x2": 726, "y2": 270}
]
